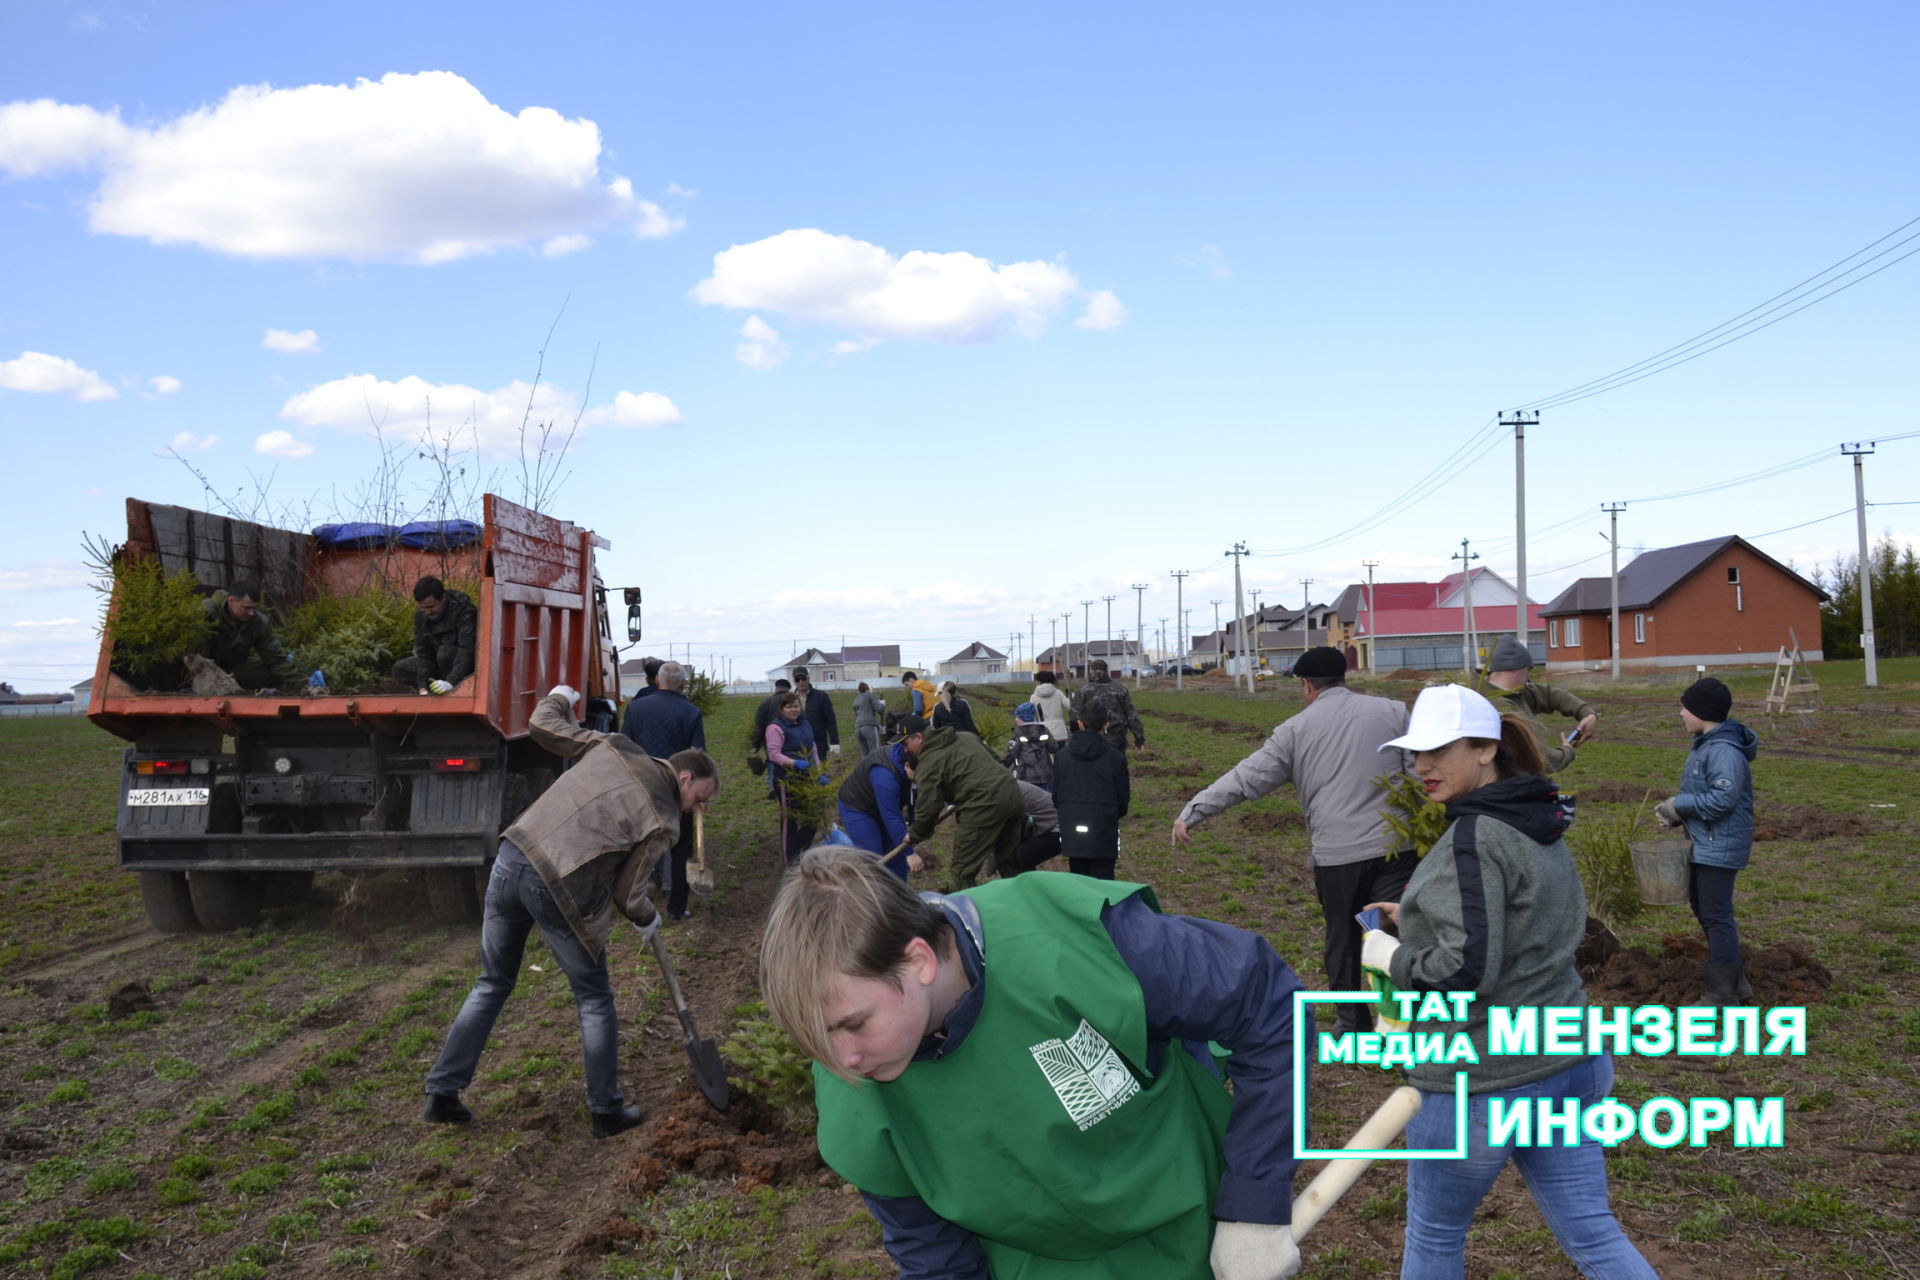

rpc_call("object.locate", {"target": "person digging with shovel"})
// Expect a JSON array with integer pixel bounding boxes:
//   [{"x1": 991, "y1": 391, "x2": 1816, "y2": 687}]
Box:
[
  {"x1": 760, "y1": 843, "x2": 1313, "y2": 1280},
  {"x1": 422, "y1": 685, "x2": 718, "y2": 1139}
]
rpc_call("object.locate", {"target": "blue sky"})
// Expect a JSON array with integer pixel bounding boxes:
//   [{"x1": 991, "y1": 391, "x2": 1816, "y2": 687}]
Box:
[{"x1": 2, "y1": 1, "x2": 1915, "y2": 689}]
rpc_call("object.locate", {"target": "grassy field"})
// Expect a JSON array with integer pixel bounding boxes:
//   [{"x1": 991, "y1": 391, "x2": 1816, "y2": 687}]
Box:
[{"x1": 0, "y1": 661, "x2": 1915, "y2": 1279}]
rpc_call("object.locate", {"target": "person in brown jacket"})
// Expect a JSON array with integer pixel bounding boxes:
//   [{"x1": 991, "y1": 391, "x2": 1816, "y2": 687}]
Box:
[{"x1": 423, "y1": 685, "x2": 718, "y2": 1138}]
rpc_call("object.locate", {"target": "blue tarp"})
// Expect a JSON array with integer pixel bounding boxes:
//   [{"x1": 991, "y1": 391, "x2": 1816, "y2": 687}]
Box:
[
  {"x1": 395, "y1": 520, "x2": 483, "y2": 549},
  {"x1": 312, "y1": 522, "x2": 398, "y2": 549}
]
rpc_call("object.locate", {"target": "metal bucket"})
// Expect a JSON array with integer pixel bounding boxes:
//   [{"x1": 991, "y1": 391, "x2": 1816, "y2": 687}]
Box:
[{"x1": 1629, "y1": 838, "x2": 1692, "y2": 906}]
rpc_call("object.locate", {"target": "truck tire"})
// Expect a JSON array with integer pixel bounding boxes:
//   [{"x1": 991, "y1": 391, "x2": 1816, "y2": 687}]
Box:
[
  {"x1": 425, "y1": 867, "x2": 483, "y2": 925},
  {"x1": 188, "y1": 870, "x2": 262, "y2": 931},
  {"x1": 140, "y1": 871, "x2": 199, "y2": 934}
]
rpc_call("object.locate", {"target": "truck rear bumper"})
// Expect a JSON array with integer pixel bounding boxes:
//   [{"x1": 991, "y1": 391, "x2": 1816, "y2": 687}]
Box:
[{"x1": 120, "y1": 833, "x2": 494, "y2": 872}]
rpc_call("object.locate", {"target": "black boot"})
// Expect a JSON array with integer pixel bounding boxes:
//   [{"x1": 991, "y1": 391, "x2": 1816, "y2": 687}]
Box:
[
  {"x1": 591, "y1": 1105, "x2": 645, "y2": 1139},
  {"x1": 1734, "y1": 960, "x2": 1753, "y2": 1001},
  {"x1": 1702, "y1": 963, "x2": 1743, "y2": 1007},
  {"x1": 422, "y1": 1092, "x2": 472, "y2": 1124}
]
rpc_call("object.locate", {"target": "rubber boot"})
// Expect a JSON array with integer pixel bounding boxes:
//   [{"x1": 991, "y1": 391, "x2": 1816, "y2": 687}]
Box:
[
  {"x1": 1702, "y1": 963, "x2": 1743, "y2": 1008},
  {"x1": 591, "y1": 1105, "x2": 645, "y2": 1140}
]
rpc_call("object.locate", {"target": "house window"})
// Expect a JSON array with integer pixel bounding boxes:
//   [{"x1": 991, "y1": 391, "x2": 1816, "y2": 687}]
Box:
[
  {"x1": 1727, "y1": 566, "x2": 1740, "y2": 584},
  {"x1": 1549, "y1": 620, "x2": 1559, "y2": 648},
  {"x1": 1633, "y1": 613, "x2": 1646, "y2": 644},
  {"x1": 1565, "y1": 618, "x2": 1581, "y2": 647}
]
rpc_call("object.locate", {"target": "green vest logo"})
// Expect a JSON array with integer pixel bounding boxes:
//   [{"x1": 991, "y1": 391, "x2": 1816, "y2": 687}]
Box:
[{"x1": 1029, "y1": 1019, "x2": 1140, "y2": 1131}]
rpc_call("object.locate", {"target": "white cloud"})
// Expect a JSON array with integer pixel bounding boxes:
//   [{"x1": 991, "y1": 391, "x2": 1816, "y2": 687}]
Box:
[
  {"x1": 254, "y1": 430, "x2": 313, "y2": 459},
  {"x1": 665, "y1": 182, "x2": 697, "y2": 199},
  {"x1": 1176, "y1": 244, "x2": 1233, "y2": 279},
  {"x1": 148, "y1": 374, "x2": 182, "y2": 395},
  {"x1": 540, "y1": 233, "x2": 592, "y2": 257},
  {"x1": 12, "y1": 617, "x2": 79, "y2": 628},
  {"x1": 633, "y1": 200, "x2": 682, "y2": 239},
  {"x1": 830, "y1": 337, "x2": 879, "y2": 356},
  {"x1": 0, "y1": 559, "x2": 91, "y2": 592},
  {"x1": 168, "y1": 430, "x2": 216, "y2": 451},
  {"x1": 587, "y1": 389, "x2": 682, "y2": 429},
  {"x1": 0, "y1": 350, "x2": 116, "y2": 400},
  {"x1": 263, "y1": 327, "x2": 319, "y2": 353},
  {"x1": 693, "y1": 228, "x2": 1112, "y2": 345},
  {"x1": 279, "y1": 372, "x2": 578, "y2": 457},
  {"x1": 1074, "y1": 289, "x2": 1128, "y2": 331},
  {"x1": 0, "y1": 72, "x2": 679, "y2": 263},
  {"x1": 734, "y1": 316, "x2": 789, "y2": 370}
]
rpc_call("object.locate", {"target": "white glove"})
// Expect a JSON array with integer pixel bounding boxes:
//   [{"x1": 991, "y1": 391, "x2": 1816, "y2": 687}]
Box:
[
  {"x1": 1655, "y1": 798, "x2": 1681, "y2": 827},
  {"x1": 630, "y1": 911, "x2": 661, "y2": 947},
  {"x1": 1361, "y1": 928, "x2": 1401, "y2": 976},
  {"x1": 830, "y1": 743, "x2": 842, "y2": 757},
  {"x1": 427, "y1": 679, "x2": 453, "y2": 695},
  {"x1": 548, "y1": 684, "x2": 581, "y2": 709},
  {"x1": 1209, "y1": 1220, "x2": 1299, "y2": 1280}
]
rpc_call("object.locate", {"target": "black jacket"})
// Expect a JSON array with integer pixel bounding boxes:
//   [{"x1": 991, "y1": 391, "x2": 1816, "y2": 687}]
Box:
[
  {"x1": 799, "y1": 686, "x2": 840, "y2": 751},
  {"x1": 933, "y1": 696, "x2": 977, "y2": 736},
  {"x1": 411, "y1": 588, "x2": 478, "y2": 684},
  {"x1": 1052, "y1": 729, "x2": 1131, "y2": 862}
]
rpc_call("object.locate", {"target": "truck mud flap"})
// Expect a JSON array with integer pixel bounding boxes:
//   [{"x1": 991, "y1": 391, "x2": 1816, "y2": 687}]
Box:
[{"x1": 119, "y1": 832, "x2": 494, "y2": 872}]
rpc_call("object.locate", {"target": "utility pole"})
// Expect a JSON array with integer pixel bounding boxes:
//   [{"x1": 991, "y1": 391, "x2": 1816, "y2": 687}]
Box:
[
  {"x1": 1131, "y1": 584, "x2": 1150, "y2": 686},
  {"x1": 1102, "y1": 595, "x2": 1116, "y2": 673},
  {"x1": 1158, "y1": 618, "x2": 1168, "y2": 667},
  {"x1": 1081, "y1": 600, "x2": 1094, "y2": 670},
  {"x1": 1502, "y1": 410, "x2": 1538, "y2": 653},
  {"x1": 1602, "y1": 504, "x2": 1625, "y2": 681},
  {"x1": 1170, "y1": 570, "x2": 1190, "y2": 690},
  {"x1": 1049, "y1": 617, "x2": 1057, "y2": 674},
  {"x1": 1299, "y1": 577, "x2": 1315, "y2": 661},
  {"x1": 1226, "y1": 543, "x2": 1249, "y2": 691},
  {"x1": 1362, "y1": 560, "x2": 1379, "y2": 675},
  {"x1": 1028, "y1": 614, "x2": 1037, "y2": 676},
  {"x1": 1843, "y1": 442, "x2": 1879, "y2": 687},
  {"x1": 1453, "y1": 540, "x2": 1481, "y2": 671},
  {"x1": 1250, "y1": 588, "x2": 1264, "y2": 678},
  {"x1": 1063, "y1": 611, "x2": 1074, "y2": 683}
]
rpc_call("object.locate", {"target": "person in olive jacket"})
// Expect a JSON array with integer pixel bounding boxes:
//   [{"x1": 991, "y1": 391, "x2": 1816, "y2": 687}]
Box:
[
  {"x1": 199, "y1": 581, "x2": 298, "y2": 690},
  {"x1": 1052, "y1": 702, "x2": 1132, "y2": 879},
  {"x1": 904, "y1": 724, "x2": 1026, "y2": 889},
  {"x1": 394, "y1": 575, "x2": 478, "y2": 693}
]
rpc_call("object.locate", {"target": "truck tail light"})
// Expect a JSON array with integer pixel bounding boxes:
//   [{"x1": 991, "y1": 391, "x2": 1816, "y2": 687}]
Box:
[
  {"x1": 432, "y1": 758, "x2": 483, "y2": 773},
  {"x1": 135, "y1": 760, "x2": 191, "y2": 776}
]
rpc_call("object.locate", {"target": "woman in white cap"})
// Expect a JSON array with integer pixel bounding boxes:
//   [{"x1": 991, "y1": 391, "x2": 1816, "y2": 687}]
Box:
[{"x1": 1363, "y1": 684, "x2": 1654, "y2": 1280}]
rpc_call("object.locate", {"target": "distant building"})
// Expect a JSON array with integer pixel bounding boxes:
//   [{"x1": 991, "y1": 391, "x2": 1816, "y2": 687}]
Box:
[
  {"x1": 1035, "y1": 639, "x2": 1146, "y2": 678},
  {"x1": 939, "y1": 642, "x2": 1008, "y2": 678},
  {"x1": 1325, "y1": 568, "x2": 1545, "y2": 672},
  {"x1": 1540, "y1": 535, "x2": 1825, "y2": 670},
  {"x1": 765, "y1": 644, "x2": 904, "y2": 684}
]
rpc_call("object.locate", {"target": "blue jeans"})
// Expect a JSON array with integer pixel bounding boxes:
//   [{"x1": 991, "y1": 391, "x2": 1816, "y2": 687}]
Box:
[
  {"x1": 425, "y1": 852, "x2": 625, "y2": 1112},
  {"x1": 1689, "y1": 863, "x2": 1741, "y2": 965},
  {"x1": 1402, "y1": 1055, "x2": 1654, "y2": 1280}
]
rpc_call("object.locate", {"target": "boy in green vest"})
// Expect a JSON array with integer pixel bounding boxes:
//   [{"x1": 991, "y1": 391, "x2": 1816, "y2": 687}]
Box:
[{"x1": 760, "y1": 845, "x2": 1310, "y2": 1280}]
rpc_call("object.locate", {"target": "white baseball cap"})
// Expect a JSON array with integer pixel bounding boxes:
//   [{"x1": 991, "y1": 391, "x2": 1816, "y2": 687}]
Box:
[{"x1": 1381, "y1": 684, "x2": 1503, "y2": 752}]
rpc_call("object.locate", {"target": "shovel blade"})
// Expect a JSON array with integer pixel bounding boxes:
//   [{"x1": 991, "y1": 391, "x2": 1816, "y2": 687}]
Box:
[{"x1": 687, "y1": 1035, "x2": 731, "y2": 1112}]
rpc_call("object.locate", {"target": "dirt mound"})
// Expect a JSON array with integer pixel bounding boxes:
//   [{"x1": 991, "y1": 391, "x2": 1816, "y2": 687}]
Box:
[
  {"x1": 1385, "y1": 668, "x2": 1434, "y2": 682},
  {"x1": 620, "y1": 1091, "x2": 824, "y2": 1197},
  {"x1": 1566, "y1": 782, "x2": 1656, "y2": 807},
  {"x1": 1231, "y1": 808, "x2": 1305, "y2": 834},
  {"x1": 1585, "y1": 933, "x2": 1832, "y2": 1006},
  {"x1": 1132, "y1": 761, "x2": 1210, "y2": 782},
  {"x1": 1753, "y1": 804, "x2": 1873, "y2": 841},
  {"x1": 1576, "y1": 916, "x2": 1621, "y2": 977}
]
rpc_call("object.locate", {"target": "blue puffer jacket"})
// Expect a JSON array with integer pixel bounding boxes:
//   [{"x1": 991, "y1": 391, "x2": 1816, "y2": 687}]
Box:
[{"x1": 1673, "y1": 719, "x2": 1758, "y2": 869}]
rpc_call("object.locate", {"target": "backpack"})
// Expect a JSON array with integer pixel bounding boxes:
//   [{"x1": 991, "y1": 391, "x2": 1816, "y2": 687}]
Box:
[{"x1": 1007, "y1": 723, "x2": 1056, "y2": 786}]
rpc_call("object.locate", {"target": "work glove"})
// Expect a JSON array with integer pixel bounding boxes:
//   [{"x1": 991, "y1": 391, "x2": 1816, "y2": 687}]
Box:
[
  {"x1": 830, "y1": 743, "x2": 841, "y2": 757},
  {"x1": 1655, "y1": 798, "x2": 1681, "y2": 827},
  {"x1": 1209, "y1": 1220, "x2": 1300, "y2": 1280},
  {"x1": 427, "y1": 679, "x2": 453, "y2": 695},
  {"x1": 548, "y1": 684, "x2": 581, "y2": 709},
  {"x1": 307, "y1": 670, "x2": 328, "y2": 693},
  {"x1": 789, "y1": 758, "x2": 811, "y2": 773},
  {"x1": 630, "y1": 911, "x2": 661, "y2": 947},
  {"x1": 1361, "y1": 928, "x2": 1401, "y2": 975},
  {"x1": 817, "y1": 773, "x2": 831, "y2": 787}
]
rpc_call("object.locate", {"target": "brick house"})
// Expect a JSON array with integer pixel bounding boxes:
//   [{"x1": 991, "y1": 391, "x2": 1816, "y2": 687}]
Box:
[
  {"x1": 1325, "y1": 569, "x2": 1545, "y2": 671},
  {"x1": 1539, "y1": 535, "x2": 1826, "y2": 671}
]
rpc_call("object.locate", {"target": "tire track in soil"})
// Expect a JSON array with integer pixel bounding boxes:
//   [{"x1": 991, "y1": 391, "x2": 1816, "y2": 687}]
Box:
[{"x1": 11, "y1": 924, "x2": 168, "y2": 982}]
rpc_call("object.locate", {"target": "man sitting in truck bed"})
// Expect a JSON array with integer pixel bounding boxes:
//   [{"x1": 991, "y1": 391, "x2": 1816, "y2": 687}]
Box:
[
  {"x1": 394, "y1": 575, "x2": 478, "y2": 695},
  {"x1": 201, "y1": 580, "x2": 298, "y2": 691}
]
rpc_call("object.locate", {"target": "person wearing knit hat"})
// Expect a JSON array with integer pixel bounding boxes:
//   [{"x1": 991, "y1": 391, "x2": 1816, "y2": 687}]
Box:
[
  {"x1": 1656, "y1": 676, "x2": 1759, "y2": 1006},
  {"x1": 1483, "y1": 635, "x2": 1598, "y2": 773}
]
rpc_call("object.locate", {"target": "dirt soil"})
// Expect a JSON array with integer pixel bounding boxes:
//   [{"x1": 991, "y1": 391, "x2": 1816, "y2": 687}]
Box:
[{"x1": 1587, "y1": 934, "x2": 1835, "y2": 1007}]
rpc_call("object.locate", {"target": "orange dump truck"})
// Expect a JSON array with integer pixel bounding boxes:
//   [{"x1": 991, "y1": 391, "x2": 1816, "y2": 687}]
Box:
[{"x1": 89, "y1": 494, "x2": 629, "y2": 932}]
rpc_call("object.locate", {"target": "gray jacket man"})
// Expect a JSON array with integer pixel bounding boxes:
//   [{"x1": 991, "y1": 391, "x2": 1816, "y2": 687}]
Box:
[{"x1": 1172, "y1": 647, "x2": 1413, "y2": 1032}]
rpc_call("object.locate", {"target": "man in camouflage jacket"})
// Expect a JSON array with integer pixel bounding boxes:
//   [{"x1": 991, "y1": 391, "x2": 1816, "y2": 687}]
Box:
[
  {"x1": 1485, "y1": 635, "x2": 1598, "y2": 773},
  {"x1": 200, "y1": 582, "x2": 298, "y2": 690},
  {"x1": 394, "y1": 576, "x2": 478, "y2": 692},
  {"x1": 1069, "y1": 659, "x2": 1146, "y2": 754}
]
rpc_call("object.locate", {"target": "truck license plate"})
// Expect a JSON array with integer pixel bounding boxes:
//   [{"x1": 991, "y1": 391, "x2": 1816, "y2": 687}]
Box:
[{"x1": 127, "y1": 787, "x2": 210, "y2": 806}]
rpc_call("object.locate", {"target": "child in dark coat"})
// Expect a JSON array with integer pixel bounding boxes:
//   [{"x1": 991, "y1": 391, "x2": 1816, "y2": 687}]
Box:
[{"x1": 1052, "y1": 703, "x2": 1131, "y2": 879}]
